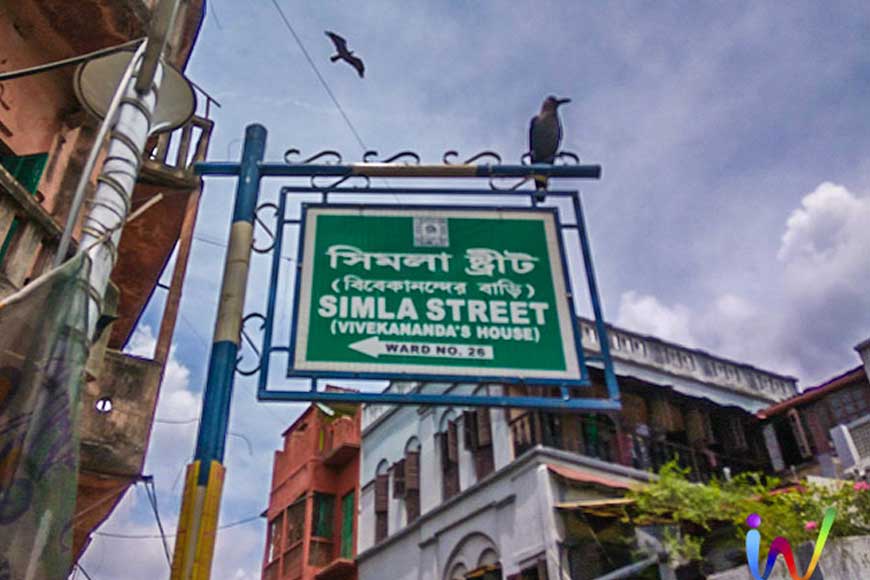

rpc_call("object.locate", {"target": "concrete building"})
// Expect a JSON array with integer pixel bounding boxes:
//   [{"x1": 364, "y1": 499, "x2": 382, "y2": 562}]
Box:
[
  {"x1": 758, "y1": 338, "x2": 870, "y2": 479},
  {"x1": 357, "y1": 318, "x2": 797, "y2": 580},
  {"x1": 0, "y1": 0, "x2": 211, "y2": 562},
  {"x1": 264, "y1": 395, "x2": 361, "y2": 580}
]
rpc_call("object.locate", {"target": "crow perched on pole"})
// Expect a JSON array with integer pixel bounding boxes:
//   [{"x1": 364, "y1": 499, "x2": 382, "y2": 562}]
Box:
[
  {"x1": 529, "y1": 95, "x2": 571, "y2": 191},
  {"x1": 325, "y1": 31, "x2": 365, "y2": 78}
]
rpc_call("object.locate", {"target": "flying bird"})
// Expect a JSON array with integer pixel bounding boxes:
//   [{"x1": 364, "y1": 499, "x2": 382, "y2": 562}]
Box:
[
  {"x1": 325, "y1": 31, "x2": 365, "y2": 78},
  {"x1": 529, "y1": 95, "x2": 571, "y2": 191}
]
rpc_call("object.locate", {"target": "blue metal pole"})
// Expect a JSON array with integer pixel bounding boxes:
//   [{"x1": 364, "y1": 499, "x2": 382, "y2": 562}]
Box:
[
  {"x1": 171, "y1": 124, "x2": 266, "y2": 580},
  {"x1": 573, "y1": 193, "x2": 620, "y2": 402},
  {"x1": 192, "y1": 124, "x2": 266, "y2": 474}
]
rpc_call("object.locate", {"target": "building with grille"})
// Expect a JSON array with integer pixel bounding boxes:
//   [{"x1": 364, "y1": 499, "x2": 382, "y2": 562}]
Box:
[
  {"x1": 356, "y1": 318, "x2": 798, "y2": 580},
  {"x1": 263, "y1": 396, "x2": 361, "y2": 580},
  {"x1": 0, "y1": 0, "x2": 211, "y2": 563}
]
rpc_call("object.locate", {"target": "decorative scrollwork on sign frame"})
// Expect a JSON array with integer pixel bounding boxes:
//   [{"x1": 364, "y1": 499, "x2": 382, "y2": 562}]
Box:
[
  {"x1": 236, "y1": 313, "x2": 266, "y2": 376},
  {"x1": 442, "y1": 150, "x2": 503, "y2": 165},
  {"x1": 283, "y1": 148, "x2": 343, "y2": 165},
  {"x1": 489, "y1": 175, "x2": 529, "y2": 191},
  {"x1": 555, "y1": 151, "x2": 580, "y2": 165},
  {"x1": 362, "y1": 150, "x2": 421, "y2": 164},
  {"x1": 309, "y1": 174, "x2": 371, "y2": 192},
  {"x1": 252, "y1": 202, "x2": 278, "y2": 254}
]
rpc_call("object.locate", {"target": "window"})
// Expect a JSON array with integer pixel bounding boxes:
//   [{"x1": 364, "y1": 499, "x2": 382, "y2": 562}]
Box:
[
  {"x1": 727, "y1": 416, "x2": 748, "y2": 450},
  {"x1": 0, "y1": 152, "x2": 48, "y2": 194},
  {"x1": 312, "y1": 493, "x2": 334, "y2": 538},
  {"x1": 828, "y1": 386, "x2": 870, "y2": 424},
  {"x1": 0, "y1": 152, "x2": 47, "y2": 267},
  {"x1": 397, "y1": 438, "x2": 422, "y2": 524},
  {"x1": 267, "y1": 513, "x2": 283, "y2": 562},
  {"x1": 786, "y1": 410, "x2": 812, "y2": 460},
  {"x1": 375, "y1": 461, "x2": 389, "y2": 543},
  {"x1": 393, "y1": 458, "x2": 405, "y2": 497},
  {"x1": 405, "y1": 448, "x2": 421, "y2": 522},
  {"x1": 441, "y1": 419, "x2": 460, "y2": 500},
  {"x1": 340, "y1": 491, "x2": 354, "y2": 559},
  {"x1": 285, "y1": 496, "x2": 305, "y2": 547},
  {"x1": 464, "y1": 409, "x2": 495, "y2": 480}
]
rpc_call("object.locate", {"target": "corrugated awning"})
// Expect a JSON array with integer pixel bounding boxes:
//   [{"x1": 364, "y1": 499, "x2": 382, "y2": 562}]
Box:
[
  {"x1": 555, "y1": 497, "x2": 635, "y2": 518},
  {"x1": 546, "y1": 464, "x2": 638, "y2": 490}
]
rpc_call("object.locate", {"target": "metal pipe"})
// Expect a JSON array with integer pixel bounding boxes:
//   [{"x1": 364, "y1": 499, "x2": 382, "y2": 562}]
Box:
[
  {"x1": 0, "y1": 38, "x2": 145, "y2": 82},
  {"x1": 54, "y1": 40, "x2": 148, "y2": 268},
  {"x1": 195, "y1": 161, "x2": 602, "y2": 180},
  {"x1": 257, "y1": 388, "x2": 623, "y2": 411},
  {"x1": 75, "y1": 46, "x2": 161, "y2": 339},
  {"x1": 591, "y1": 555, "x2": 660, "y2": 580}
]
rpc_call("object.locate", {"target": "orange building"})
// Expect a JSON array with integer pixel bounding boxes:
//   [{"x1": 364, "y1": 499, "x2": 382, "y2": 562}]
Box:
[
  {"x1": 264, "y1": 396, "x2": 361, "y2": 580},
  {"x1": 0, "y1": 0, "x2": 211, "y2": 564}
]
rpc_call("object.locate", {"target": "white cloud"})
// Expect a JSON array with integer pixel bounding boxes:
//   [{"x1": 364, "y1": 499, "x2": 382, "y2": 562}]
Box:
[
  {"x1": 778, "y1": 182, "x2": 870, "y2": 297},
  {"x1": 616, "y1": 291, "x2": 696, "y2": 347},
  {"x1": 125, "y1": 325, "x2": 198, "y2": 417},
  {"x1": 615, "y1": 182, "x2": 870, "y2": 384}
]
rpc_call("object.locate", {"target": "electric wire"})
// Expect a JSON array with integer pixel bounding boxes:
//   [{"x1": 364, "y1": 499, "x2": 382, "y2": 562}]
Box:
[
  {"x1": 268, "y1": 0, "x2": 368, "y2": 152},
  {"x1": 142, "y1": 478, "x2": 173, "y2": 566},
  {"x1": 267, "y1": 0, "x2": 401, "y2": 200},
  {"x1": 74, "y1": 564, "x2": 95, "y2": 580},
  {"x1": 95, "y1": 514, "x2": 261, "y2": 540},
  {"x1": 0, "y1": 38, "x2": 145, "y2": 82}
]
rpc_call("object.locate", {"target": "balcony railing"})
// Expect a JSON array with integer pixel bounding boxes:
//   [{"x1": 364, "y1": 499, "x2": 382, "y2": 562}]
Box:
[
  {"x1": 143, "y1": 114, "x2": 214, "y2": 187},
  {"x1": 0, "y1": 164, "x2": 65, "y2": 298},
  {"x1": 321, "y1": 416, "x2": 359, "y2": 467},
  {"x1": 309, "y1": 537, "x2": 334, "y2": 567},
  {"x1": 510, "y1": 411, "x2": 762, "y2": 482},
  {"x1": 628, "y1": 433, "x2": 761, "y2": 482},
  {"x1": 510, "y1": 412, "x2": 618, "y2": 463}
]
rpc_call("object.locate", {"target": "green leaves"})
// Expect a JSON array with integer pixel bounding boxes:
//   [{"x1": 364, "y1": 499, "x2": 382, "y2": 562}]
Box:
[{"x1": 626, "y1": 461, "x2": 870, "y2": 564}]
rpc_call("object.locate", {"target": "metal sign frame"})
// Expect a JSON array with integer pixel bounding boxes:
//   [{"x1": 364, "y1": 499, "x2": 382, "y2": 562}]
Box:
[
  {"x1": 245, "y1": 186, "x2": 619, "y2": 411},
  {"x1": 196, "y1": 137, "x2": 620, "y2": 411}
]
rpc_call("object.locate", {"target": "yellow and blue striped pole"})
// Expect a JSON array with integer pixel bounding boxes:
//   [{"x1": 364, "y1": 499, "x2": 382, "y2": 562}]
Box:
[{"x1": 171, "y1": 124, "x2": 267, "y2": 579}]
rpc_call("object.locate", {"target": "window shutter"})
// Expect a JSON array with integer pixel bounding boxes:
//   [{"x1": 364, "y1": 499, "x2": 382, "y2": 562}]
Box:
[
  {"x1": 374, "y1": 474, "x2": 389, "y2": 513},
  {"x1": 729, "y1": 416, "x2": 748, "y2": 450},
  {"x1": 787, "y1": 409, "x2": 812, "y2": 459},
  {"x1": 464, "y1": 410, "x2": 478, "y2": 450},
  {"x1": 406, "y1": 451, "x2": 420, "y2": 491},
  {"x1": 447, "y1": 421, "x2": 459, "y2": 463},
  {"x1": 393, "y1": 459, "x2": 406, "y2": 497},
  {"x1": 476, "y1": 408, "x2": 492, "y2": 447},
  {"x1": 685, "y1": 408, "x2": 707, "y2": 446}
]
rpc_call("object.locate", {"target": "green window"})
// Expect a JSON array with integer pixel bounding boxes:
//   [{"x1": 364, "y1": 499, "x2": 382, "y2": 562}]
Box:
[
  {"x1": 0, "y1": 152, "x2": 48, "y2": 195},
  {"x1": 312, "y1": 493, "x2": 334, "y2": 538},
  {"x1": 340, "y1": 491, "x2": 354, "y2": 559},
  {"x1": 0, "y1": 152, "x2": 48, "y2": 265}
]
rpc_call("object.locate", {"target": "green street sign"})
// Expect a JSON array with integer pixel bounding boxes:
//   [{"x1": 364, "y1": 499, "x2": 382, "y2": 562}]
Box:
[{"x1": 291, "y1": 206, "x2": 585, "y2": 383}]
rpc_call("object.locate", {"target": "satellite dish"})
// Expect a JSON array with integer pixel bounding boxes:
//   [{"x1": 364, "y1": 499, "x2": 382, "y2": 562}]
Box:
[{"x1": 74, "y1": 49, "x2": 196, "y2": 134}]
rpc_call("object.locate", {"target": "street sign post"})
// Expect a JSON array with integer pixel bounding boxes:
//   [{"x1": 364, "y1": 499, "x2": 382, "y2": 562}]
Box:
[{"x1": 290, "y1": 206, "x2": 587, "y2": 384}]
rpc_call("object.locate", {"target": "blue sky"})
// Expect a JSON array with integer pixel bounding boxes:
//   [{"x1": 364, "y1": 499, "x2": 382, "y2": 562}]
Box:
[{"x1": 79, "y1": 1, "x2": 870, "y2": 577}]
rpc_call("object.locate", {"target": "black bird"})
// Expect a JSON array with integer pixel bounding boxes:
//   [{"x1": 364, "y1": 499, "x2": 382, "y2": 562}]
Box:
[
  {"x1": 325, "y1": 31, "x2": 365, "y2": 78},
  {"x1": 529, "y1": 95, "x2": 571, "y2": 191}
]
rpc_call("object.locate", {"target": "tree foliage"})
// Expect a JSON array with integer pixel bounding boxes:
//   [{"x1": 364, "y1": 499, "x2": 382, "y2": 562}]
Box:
[{"x1": 626, "y1": 462, "x2": 870, "y2": 564}]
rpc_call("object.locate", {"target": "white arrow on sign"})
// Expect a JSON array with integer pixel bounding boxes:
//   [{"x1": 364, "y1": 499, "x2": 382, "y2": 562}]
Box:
[{"x1": 348, "y1": 336, "x2": 494, "y2": 360}]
